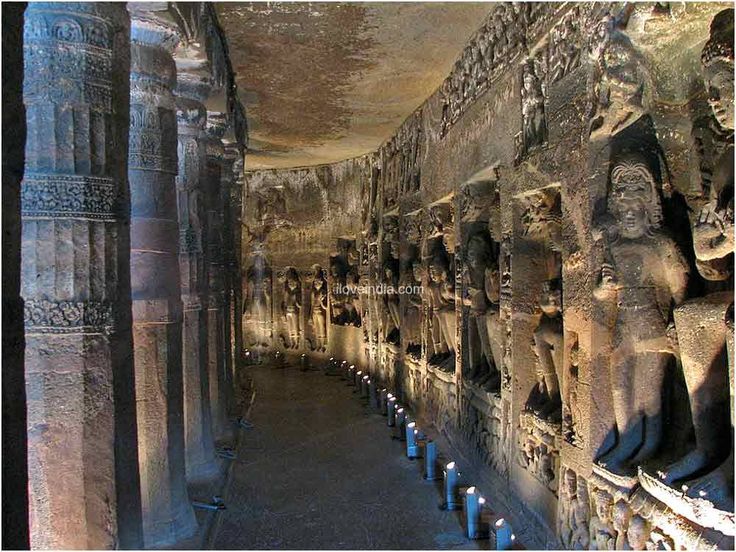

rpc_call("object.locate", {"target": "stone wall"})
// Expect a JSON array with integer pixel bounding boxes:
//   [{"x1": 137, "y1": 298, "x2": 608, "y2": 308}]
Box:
[{"x1": 242, "y1": 3, "x2": 734, "y2": 548}]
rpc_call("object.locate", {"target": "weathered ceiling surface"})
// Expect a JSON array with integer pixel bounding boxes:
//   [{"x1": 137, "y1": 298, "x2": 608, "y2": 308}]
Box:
[{"x1": 216, "y1": 2, "x2": 493, "y2": 170}]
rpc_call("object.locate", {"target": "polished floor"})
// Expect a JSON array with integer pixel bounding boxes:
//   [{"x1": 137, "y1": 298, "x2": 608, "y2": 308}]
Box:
[{"x1": 211, "y1": 363, "x2": 484, "y2": 550}]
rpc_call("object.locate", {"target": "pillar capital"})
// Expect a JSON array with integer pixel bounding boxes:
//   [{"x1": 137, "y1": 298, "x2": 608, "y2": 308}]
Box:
[{"x1": 129, "y1": 7, "x2": 180, "y2": 53}]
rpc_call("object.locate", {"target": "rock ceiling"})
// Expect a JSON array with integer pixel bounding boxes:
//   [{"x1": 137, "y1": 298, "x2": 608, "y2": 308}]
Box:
[{"x1": 216, "y1": 2, "x2": 493, "y2": 170}]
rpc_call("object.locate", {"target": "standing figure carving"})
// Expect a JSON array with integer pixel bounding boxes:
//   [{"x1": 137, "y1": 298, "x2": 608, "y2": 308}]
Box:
[
  {"x1": 528, "y1": 279, "x2": 564, "y2": 421},
  {"x1": 310, "y1": 265, "x2": 328, "y2": 352},
  {"x1": 593, "y1": 154, "x2": 689, "y2": 474},
  {"x1": 428, "y1": 251, "x2": 456, "y2": 372},
  {"x1": 245, "y1": 255, "x2": 272, "y2": 347},
  {"x1": 462, "y1": 232, "x2": 502, "y2": 391},
  {"x1": 589, "y1": 489, "x2": 616, "y2": 550},
  {"x1": 657, "y1": 8, "x2": 734, "y2": 513},
  {"x1": 282, "y1": 267, "x2": 301, "y2": 349}
]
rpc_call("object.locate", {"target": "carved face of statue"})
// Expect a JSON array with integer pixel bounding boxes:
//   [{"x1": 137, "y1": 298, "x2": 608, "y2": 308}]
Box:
[
  {"x1": 704, "y1": 59, "x2": 735, "y2": 130},
  {"x1": 411, "y1": 262, "x2": 421, "y2": 283},
  {"x1": 313, "y1": 276, "x2": 323, "y2": 290},
  {"x1": 614, "y1": 196, "x2": 649, "y2": 239},
  {"x1": 466, "y1": 236, "x2": 490, "y2": 273},
  {"x1": 702, "y1": 9, "x2": 734, "y2": 131},
  {"x1": 287, "y1": 275, "x2": 299, "y2": 290},
  {"x1": 523, "y1": 70, "x2": 535, "y2": 92},
  {"x1": 429, "y1": 259, "x2": 447, "y2": 283}
]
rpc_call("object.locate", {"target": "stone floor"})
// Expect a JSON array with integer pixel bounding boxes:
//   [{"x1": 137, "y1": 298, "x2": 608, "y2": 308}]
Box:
[{"x1": 210, "y1": 363, "x2": 487, "y2": 550}]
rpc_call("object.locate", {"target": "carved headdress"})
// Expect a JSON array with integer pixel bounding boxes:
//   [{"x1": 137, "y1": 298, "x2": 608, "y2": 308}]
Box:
[
  {"x1": 702, "y1": 9, "x2": 734, "y2": 67},
  {"x1": 609, "y1": 153, "x2": 663, "y2": 231}
]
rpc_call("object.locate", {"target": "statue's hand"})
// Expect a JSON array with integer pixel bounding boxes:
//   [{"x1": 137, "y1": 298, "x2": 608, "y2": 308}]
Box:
[
  {"x1": 695, "y1": 201, "x2": 725, "y2": 236},
  {"x1": 600, "y1": 263, "x2": 616, "y2": 287}
]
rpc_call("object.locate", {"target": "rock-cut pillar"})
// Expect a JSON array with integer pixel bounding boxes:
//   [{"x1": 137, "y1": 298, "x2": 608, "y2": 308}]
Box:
[
  {"x1": 21, "y1": 4, "x2": 141, "y2": 548},
  {"x1": 175, "y1": 73, "x2": 219, "y2": 482},
  {"x1": 128, "y1": 8, "x2": 197, "y2": 546},
  {"x1": 204, "y1": 112, "x2": 232, "y2": 443},
  {"x1": 221, "y1": 142, "x2": 239, "y2": 413}
]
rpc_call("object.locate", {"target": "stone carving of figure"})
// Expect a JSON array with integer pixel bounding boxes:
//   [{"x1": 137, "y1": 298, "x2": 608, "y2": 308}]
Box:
[
  {"x1": 549, "y1": 11, "x2": 581, "y2": 84},
  {"x1": 383, "y1": 256, "x2": 400, "y2": 345},
  {"x1": 404, "y1": 259, "x2": 424, "y2": 360},
  {"x1": 245, "y1": 256, "x2": 272, "y2": 347},
  {"x1": 282, "y1": 267, "x2": 301, "y2": 349},
  {"x1": 463, "y1": 232, "x2": 502, "y2": 392},
  {"x1": 528, "y1": 279, "x2": 563, "y2": 421},
  {"x1": 588, "y1": 7, "x2": 650, "y2": 139},
  {"x1": 612, "y1": 501, "x2": 633, "y2": 550},
  {"x1": 593, "y1": 154, "x2": 689, "y2": 474},
  {"x1": 522, "y1": 60, "x2": 547, "y2": 152},
  {"x1": 657, "y1": 9, "x2": 734, "y2": 511},
  {"x1": 309, "y1": 264, "x2": 328, "y2": 352},
  {"x1": 571, "y1": 478, "x2": 591, "y2": 550},
  {"x1": 558, "y1": 469, "x2": 576, "y2": 547},
  {"x1": 589, "y1": 489, "x2": 616, "y2": 550},
  {"x1": 343, "y1": 268, "x2": 362, "y2": 327},
  {"x1": 428, "y1": 252, "x2": 456, "y2": 372}
]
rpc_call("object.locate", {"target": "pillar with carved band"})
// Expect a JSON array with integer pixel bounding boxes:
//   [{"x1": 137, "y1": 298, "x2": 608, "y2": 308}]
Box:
[
  {"x1": 21, "y1": 4, "x2": 141, "y2": 548},
  {"x1": 175, "y1": 72, "x2": 220, "y2": 482},
  {"x1": 204, "y1": 112, "x2": 232, "y2": 443},
  {"x1": 128, "y1": 7, "x2": 197, "y2": 546}
]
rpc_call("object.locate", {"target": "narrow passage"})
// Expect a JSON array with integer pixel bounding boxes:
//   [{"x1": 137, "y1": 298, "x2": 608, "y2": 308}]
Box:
[{"x1": 212, "y1": 364, "x2": 483, "y2": 550}]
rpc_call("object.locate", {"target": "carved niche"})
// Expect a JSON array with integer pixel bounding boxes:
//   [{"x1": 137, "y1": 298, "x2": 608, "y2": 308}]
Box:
[
  {"x1": 274, "y1": 266, "x2": 302, "y2": 350},
  {"x1": 423, "y1": 199, "x2": 457, "y2": 373},
  {"x1": 329, "y1": 238, "x2": 361, "y2": 327},
  {"x1": 592, "y1": 153, "x2": 688, "y2": 478},
  {"x1": 305, "y1": 264, "x2": 328, "y2": 352},
  {"x1": 519, "y1": 186, "x2": 564, "y2": 422},
  {"x1": 381, "y1": 215, "x2": 401, "y2": 348}
]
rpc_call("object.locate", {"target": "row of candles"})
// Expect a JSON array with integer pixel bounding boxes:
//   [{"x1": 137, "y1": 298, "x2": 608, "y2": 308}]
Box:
[{"x1": 326, "y1": 357, "x2": 516, "y2": 550}]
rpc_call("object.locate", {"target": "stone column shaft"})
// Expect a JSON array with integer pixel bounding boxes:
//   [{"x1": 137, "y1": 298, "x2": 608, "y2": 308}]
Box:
[
  {"x1": 128, "y1": 10, "x2": 196, "y2": 546},
  {"x1": 231, "y1": 157, "x2": 245, "y2": 376},
  {"x1": 221, "y1": 143, "x2": 239, "y2": 412},
  {"x1": 204, "y1": 112, "x2": 231, "y2": 443},
  {"x1": 175, "y1": 73, "x2": 219, "y2": 482},
  {"x1": 21, "y1": 4, "x2": 140, "y2": 548}
]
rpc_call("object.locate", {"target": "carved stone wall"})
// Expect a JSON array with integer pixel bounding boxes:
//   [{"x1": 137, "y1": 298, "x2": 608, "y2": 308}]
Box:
[{"x1": 242, "y1": 3, "x2": 735, "y2": 549}]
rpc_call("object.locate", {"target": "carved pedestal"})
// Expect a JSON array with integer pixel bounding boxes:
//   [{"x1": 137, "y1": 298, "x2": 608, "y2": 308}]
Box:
[
  {"x1": 129, "y1": 10, "x2": 196, "y2": 545},
  {"x1": 21, "y1": 4, "x2": 139, "y2": 548},
  {"x1": 175, "y1": 72, "x2": 219, "y2": 483}
]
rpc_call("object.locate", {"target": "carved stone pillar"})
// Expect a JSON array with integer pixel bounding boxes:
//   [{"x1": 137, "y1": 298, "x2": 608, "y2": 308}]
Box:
[
  {"x1": 231, "y1": 156, "x2": 245, "y2": 373},
  {"x1": 21, "y1": 4, "x2": 140, "y2": 548},
  {"x1": 128, "y1": 9, "x2": 196, "y2": 546},
  {"x1": 221, "y1": 142, "x2": 239, "y2": 409},
  {"x1": 175, "y1": 72, "x2": 219, "y2": 482},
  {"x1": 204, "y1": 112, "x2": 231, "y2": 443}
]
